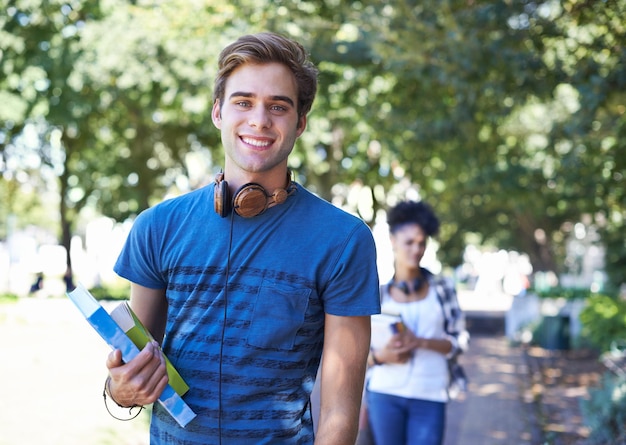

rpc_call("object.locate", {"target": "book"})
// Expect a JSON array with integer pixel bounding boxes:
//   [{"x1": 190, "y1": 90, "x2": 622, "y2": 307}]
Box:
[
  {"x1": 109, "y1": 301, "x2": 189, "y2": 397},
  {"x1": 370, "y1": 311, "x2": 405, "y2": 351},
  {"x1": 67, "y1": 283, "x2": 196, "y2": 428}
]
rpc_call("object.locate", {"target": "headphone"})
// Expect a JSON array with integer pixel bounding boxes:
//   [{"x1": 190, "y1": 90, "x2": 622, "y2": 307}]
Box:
[
  {"x1": 391, "y1": 276, "x2": 426, "y2": 295},
  {"x1": 214, "y1": 170, "x2": 296, "y2": 218}
]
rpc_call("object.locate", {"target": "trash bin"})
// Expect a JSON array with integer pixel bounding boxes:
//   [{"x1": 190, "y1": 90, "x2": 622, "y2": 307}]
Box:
[{"x1": 539, "y1": 315, "x2": 570, "y2": 350}]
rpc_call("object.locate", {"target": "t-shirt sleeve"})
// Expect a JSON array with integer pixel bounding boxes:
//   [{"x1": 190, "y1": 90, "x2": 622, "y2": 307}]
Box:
[
  {"x1": 322, "y1": 221, "x2": 381, "y2": 317},
  {"x1": 113, "y1": 207, "x2": 166, "y2": 289}
]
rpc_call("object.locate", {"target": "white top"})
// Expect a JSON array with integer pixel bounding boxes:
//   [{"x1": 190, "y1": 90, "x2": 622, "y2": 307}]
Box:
[{"x1": 368, "y1": 285, "x2": 449, "y2": 402}]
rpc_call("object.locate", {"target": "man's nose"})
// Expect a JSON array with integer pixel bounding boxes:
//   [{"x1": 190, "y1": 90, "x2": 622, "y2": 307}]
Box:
[{"x1": 248, "y1": 107, "x2": 272, "y2": 129}]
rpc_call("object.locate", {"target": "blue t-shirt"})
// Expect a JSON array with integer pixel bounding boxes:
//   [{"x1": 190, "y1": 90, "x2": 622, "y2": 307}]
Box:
[{"x1": 114, "y1": 183, "x2": 380, "y2": 444}]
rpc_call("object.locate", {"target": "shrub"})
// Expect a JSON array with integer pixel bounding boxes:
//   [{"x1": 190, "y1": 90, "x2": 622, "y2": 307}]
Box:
[
  {"x1": 581, "y1": 372, "x2": 626, "y2": 444},
  {"x1": 579, "y1": 294, "x2": 626, "y2": 353},
  {"x1": 87, "y1": 284, "x2": 130, "y2": 301},
  {"x1": 0, "y1": 293, "x2": 19, "y2": 304},
  {"x1": 534, "y1": 287, "x2": 591, "y2": 301}
]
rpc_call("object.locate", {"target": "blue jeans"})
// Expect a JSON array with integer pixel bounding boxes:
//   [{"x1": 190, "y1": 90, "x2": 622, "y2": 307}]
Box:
[{"x1": 366, "y1": 390, "x2": 446, "y2": 445}]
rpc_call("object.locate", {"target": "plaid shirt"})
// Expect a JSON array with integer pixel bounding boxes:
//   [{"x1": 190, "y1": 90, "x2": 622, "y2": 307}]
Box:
[{"x1": 428, "y1": 271, "x2": 470, "y2": 358}]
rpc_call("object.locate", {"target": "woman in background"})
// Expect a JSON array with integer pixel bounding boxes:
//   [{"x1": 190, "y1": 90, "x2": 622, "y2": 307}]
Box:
[{"x1": 366, "y1": 200, "x2": 470, "y2": 445}]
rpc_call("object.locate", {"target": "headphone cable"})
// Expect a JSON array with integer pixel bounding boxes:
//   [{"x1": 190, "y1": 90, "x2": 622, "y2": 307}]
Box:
[{"x1": 218, "y1": 209, "x2": 236, "y2": 444}]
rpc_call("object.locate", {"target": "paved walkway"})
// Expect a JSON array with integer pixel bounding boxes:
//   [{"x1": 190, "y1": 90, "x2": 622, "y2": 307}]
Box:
[
  {"x1": 444, "y1": 334, "x2": 540, "y2": 445},
  {"x1": 445, "y1": 291, "x2": 542, "y2": 445}
]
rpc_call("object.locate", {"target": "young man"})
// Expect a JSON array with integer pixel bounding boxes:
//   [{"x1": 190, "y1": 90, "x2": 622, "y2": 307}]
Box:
[{"x1": 105, "y1": 32, "x2": 380, "y2": 444}]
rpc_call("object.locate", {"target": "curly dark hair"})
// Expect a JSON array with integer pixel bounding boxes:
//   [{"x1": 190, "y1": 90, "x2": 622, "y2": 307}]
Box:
[{"x1": 387, "y1": 200, "x2": 440, "y2": 237}]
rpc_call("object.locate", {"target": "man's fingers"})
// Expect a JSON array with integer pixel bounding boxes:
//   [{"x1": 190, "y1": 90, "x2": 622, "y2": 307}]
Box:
[
  {"x1": 118, "y1": 341, "x2": 160, "y2": 374},
  {"x1": 106, "y1": 342, "x2": 169, "y2": 406},
  {"x1": 140, "y1": 342, "x2": 169, "y2": 392},
  {"x1": 106, "y1": 348, "x2": 123, "y2": 369}
]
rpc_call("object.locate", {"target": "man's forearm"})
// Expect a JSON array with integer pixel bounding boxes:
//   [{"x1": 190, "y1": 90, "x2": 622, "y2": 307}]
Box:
[{"x1": 314, "y1": 404, "x2": 361, "y2": 445}]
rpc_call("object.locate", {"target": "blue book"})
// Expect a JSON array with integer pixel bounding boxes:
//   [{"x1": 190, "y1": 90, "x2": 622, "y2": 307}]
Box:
[{"x1": 67, "y1": 283, "x2": 197, "y2": 428}]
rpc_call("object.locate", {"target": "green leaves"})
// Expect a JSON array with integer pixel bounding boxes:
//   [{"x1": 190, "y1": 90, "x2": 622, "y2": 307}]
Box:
[
  {"x1": 580, "y1": 294, "x2": 626, "y2": 353},
  {"x1": 1, "y1": 0, "x2": 624, "y2": 288}
]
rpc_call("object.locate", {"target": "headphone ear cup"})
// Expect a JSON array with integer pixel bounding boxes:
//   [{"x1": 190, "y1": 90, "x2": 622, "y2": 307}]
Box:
[
  {"x1": 214, "y1": 169, "x2": 295, "y2": 218},
  {"x1": 395, "y1": 281, "x2": 410, "y2": 295},
  {"x1": 214, "y1": 176, "x2": 231, "y2": 217},
  {"x1": 413, "y1": 277, "x2": 424, "y2": 291},
  {"x1": 233, "y1": 184, "x2": 268, "y2": 218}
]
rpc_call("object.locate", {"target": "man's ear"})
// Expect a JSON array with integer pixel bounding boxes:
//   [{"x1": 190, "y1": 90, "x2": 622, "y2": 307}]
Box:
[
  {"x1": 211, "y1": 100, "x2": 222, "y2": 128},
  {"x1": 295, "y1": 114, "x2": 307, "y2": 136}
]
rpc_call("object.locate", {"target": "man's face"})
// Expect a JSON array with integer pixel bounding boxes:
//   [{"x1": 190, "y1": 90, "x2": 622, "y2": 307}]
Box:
[
  {"x1": 391, "y1": 223, "x2": 428, "y2": 271},
  {"x1": 212, "y1": 62, "x2": 306, "y2": 176}
]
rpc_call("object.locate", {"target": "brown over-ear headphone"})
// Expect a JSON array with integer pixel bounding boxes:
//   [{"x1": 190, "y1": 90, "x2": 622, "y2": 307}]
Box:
[{"x1": 214, "y1": 170, "x2": 296, "y2": 218}]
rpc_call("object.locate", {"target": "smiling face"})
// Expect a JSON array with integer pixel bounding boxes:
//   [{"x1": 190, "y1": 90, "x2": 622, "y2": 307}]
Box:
[
  {"x1": 391, "y1": 223, "x2": 428, "y2": 273},
  {"x1": 212, "y1": 62, "x2": 306, "y2": 184}
]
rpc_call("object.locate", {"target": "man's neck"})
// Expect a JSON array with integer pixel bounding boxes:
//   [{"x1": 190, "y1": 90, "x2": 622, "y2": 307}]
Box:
[{"x1": 222, "y1": 164, "x2": 290, "y2": 194}]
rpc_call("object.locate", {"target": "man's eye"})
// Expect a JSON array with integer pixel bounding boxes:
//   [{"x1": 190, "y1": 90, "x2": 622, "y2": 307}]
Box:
[
  {"x1": 271, "y1": 105, "x2": 287, "y2": 112},
  {"x1": 235, "y1": 101, "x2": 251, "y2": 107}
]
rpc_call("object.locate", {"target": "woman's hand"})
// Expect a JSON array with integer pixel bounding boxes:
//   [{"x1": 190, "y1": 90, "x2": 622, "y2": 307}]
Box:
[{"x1": 377, "y1": 331, "x2": 416, "y2": 364}]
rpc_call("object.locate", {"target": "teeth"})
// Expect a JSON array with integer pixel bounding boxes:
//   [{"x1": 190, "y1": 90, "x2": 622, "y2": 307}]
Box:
[{"x1": 242, "y1": 137, "x2": 270, "y2": 147}]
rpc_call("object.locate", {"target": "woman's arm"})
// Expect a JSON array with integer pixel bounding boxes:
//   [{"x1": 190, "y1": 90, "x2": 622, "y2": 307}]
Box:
[
  {"x1": 373, "y1": 331, "x2": 452, "y2": 364},
  {"x1": 436, "y1": 277, "x2": 470, "y2": 358},
  {"x1": 401, "y1": 332, "x2": 452, "y2": 355}
]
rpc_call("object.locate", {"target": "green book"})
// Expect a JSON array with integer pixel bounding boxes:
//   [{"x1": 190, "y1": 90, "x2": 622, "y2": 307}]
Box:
[{"x1": 109, "y1": 301, "x2": 189, "y2": 397}]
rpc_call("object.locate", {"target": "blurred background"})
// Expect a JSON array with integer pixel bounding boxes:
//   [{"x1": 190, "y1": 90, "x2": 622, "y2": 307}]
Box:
[
  {"x1": 1, "y1": 0, "x2": 623, "y2": 299},
  {"x1": 1, "y1": 1, "x2": 625, "y2": 443}
]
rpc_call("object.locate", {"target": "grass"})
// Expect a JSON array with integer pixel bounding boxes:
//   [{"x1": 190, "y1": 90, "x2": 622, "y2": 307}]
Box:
[{"x1": 0, "y1": 297, "x2": 150, "y2": 445}]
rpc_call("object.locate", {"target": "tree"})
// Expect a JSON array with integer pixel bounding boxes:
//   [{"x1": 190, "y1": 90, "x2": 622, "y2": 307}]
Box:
[
  {"x1": 291, "y1": 0, "x2": 625, "y2": 288},
  {"x1": 2, "y1": 0, "x2": 624, "y2": 289},
  {"x1": 1, "y1": 0, "x2": 108, "y2": 283},
  {"x1": 1, "y1": 0, "x2": 228, "y2": 284},
  {"x1": 545, "y1": 0, "x2": 626, "y2": 289}
]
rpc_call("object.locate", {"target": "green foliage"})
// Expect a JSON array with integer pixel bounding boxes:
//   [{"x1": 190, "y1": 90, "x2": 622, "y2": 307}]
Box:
[
  {"x1": 0, "y1": 293, "x2": 19, "y2": 304},
  {"x1": 1, "y1": 0, "x2": 625, "y2": 290},
  {"x1": 580, "y1": 294, "x2": 626, "y2": 353},
  {"x1": 581, "y1": 372, "x2": 626, "y2": 445},
  {"x1": 0, "y1": 176, "x2": 57, "y2": 239},
  {"x1": 534, "y1": 287, "x2": 592, "y2": 301},
  {"x1": 87, "y1": 284, "x2": 130, "y2": 301}
]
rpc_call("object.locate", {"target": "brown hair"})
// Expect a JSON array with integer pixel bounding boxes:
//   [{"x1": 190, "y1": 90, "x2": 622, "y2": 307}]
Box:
[{"x1": 213, "y1": 32, "x2": 318, "y2": 118}]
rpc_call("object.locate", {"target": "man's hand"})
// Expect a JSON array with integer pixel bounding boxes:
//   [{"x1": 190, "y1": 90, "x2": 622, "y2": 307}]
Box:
[{"x1": 106, "y1": 341, "x2": 169, "y2": 407}]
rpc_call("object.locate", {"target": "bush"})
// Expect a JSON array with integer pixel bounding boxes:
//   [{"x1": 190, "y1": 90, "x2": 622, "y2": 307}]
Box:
[
  {"x1": 87, "y1": 284, "x2": 130, "y2": 301},
  {"x1": 534, "y1": 287, "x2": 591, "y2": 301},
  {"x1": 0, "y1": 293, "x2": 19, "y2": 304},
  {"x1": 579, "y1": 294, "x2": 626, "y2": 353},
  {"x1": 581, "y1": 372, "x2": 626, "y2": 444}
]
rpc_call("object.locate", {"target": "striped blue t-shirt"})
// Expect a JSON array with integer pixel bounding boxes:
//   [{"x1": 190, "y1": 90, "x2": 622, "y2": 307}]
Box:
[{"x1": 114, "y1": 183, "x2": 380, "y2": 444}]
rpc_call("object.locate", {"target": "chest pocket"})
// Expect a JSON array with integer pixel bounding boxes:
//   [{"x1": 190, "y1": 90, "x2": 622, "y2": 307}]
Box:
[{"x1": 247, "y1": 280, "x2": 311, "y2": 350}]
